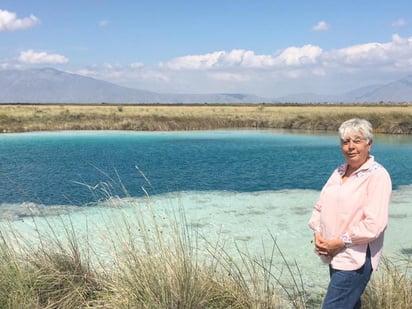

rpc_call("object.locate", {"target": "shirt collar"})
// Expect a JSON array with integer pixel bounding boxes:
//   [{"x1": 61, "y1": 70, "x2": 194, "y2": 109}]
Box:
[{"x1": 338, "y1": 155, "x2": 375, "y2": 176}]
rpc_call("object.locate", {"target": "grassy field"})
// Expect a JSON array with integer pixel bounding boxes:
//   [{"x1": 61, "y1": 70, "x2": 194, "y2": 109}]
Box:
[{"x1": 0, "y1": 103, "x2": 411, "y2": 133}]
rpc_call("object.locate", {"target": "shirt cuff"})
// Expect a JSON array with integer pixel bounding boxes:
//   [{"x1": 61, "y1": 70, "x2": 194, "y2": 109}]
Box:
[
  {"x1": 310, "y1": 226, "x2": 321, "y2": 233},
  {"x1": 340, "y1": 233, "x2": 352, "y2": 247}
]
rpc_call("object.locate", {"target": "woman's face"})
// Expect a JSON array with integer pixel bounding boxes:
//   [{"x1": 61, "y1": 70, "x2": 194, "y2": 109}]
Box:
[{"x1": 340, "y1": 134, "x2": 371, "y2": 169}]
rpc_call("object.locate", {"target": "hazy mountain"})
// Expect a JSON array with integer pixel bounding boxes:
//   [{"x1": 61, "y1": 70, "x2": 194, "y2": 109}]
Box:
[
  {"x1": 275, "y1": 76, "x2": 412, "y2": 103},
  {"x1": 0, "y1": 68, "x2": 268, "y2": 104},
  {"x1": 0, "y1": 68, "x2": 159, "y2": 103},
  {"x1": 0, "y1": 68, "x2": 412, "y2": 104},
  {"x1": 274, "y1": 92, "x2": 340, "y2": 104},
  {"x1": 347, "y1": 75, "x2": 412, "y2": 102}
]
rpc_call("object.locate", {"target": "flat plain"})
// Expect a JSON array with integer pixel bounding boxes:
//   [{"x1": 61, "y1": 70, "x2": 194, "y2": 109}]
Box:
[{"x1": 0, "y1": 103, "x2": 411, "y2": 134}]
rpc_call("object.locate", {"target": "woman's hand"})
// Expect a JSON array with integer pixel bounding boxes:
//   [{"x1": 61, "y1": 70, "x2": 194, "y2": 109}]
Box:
[{"x1": 314, "y1": 232, "x2": 345, "y2": 257}]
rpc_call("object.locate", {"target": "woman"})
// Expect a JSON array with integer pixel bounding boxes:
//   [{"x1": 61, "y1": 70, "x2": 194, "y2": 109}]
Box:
[{"x1": 309, "y1": 118, "x2": 392, "y2": 309}]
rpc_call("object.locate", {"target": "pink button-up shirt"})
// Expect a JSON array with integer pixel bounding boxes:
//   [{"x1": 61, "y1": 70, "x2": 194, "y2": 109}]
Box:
[{"x1": 309, "y1": 155, "x2": 392, "y2": 271}]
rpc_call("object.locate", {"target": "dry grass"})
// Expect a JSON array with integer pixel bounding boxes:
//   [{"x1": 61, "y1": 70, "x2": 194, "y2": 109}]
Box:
[
  {"x1": 0, "y1": 103, "x2": 411, "y2": 133},
  {"x1": 0, "y1": 188, "x2": 411, "y2": 308},
  {"x1": 362, "y1": 256, "x2": 412, "y2": 309},
  {"x1": 0, "y1": 193, "x2": 311, "y2": 309}
]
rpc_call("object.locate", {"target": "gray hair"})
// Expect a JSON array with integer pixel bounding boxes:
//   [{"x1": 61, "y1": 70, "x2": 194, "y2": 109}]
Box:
[{"x1": 338, "y1": 118, "x2": 373, "y2": 143}]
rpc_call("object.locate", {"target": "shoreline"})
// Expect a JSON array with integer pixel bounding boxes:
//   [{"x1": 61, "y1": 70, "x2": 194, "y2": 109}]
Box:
[{"x1": 0, "y1": 103, "x2": 411, "y2": 134}]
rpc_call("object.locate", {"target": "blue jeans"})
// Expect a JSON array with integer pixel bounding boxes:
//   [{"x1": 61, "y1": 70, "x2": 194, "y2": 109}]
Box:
[{"x1": 322, "y1": 246, "x2": 372, "y2": 309}]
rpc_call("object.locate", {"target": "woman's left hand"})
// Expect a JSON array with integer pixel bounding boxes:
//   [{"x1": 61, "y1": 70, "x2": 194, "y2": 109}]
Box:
[{"x1": 324, "y1": 238, "x2": 346, "y2": 257}]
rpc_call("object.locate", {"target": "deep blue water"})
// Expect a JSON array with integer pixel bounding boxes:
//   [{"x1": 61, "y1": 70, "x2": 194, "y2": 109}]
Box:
[{"x1": 0, "y1": 130, "x2": 411, "y2": 206}]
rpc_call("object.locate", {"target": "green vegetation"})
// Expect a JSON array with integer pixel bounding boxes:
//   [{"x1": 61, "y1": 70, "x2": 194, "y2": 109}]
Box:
[{"x1": 0, "y1": 103, "x2": 411, "y2": 134}]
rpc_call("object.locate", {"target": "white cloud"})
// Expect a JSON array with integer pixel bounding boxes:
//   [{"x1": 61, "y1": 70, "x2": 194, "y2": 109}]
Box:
[
  {"x1": 0, "y1": 63, "x2": 10, "y2": 69},
  {"x1": 46, "y1": 34, "x2": 412, "y2": 97},
  {"x1": 161, "y1": 46, "x2": 323, "y2": 70},
  {"x1": 161, "y1": 51, "x2": 226, "y2": 70},
  {"x1": 312, "y1": 21, "x2": 329, "y2": 31},
  {"x1": 159, "y1": 34, "x2": 412, "y2": 94},
  {"x1": 325, "y1": 34, "x2": 412, "y2": 68},
  {"x1": 76, "y1": 63, "x2": 169, "y2": 85},
  {"x1": 18, "y1": 50, "x2": 69, "y2": 64},
  {"x1": 392, "y1": 18, "x2": 406, "y2": 27},
  {"x1": 99, "y1": 20, "x2": 109, "y2": 27},
  {"x1": 0, "y1": 9, "x2": 39, "y2": 31},
  {"x1": 74, "y1": 69, "x2": 97, "y2": 77},
  {"x1": 129, "y1": 62, "x2": 144, "y2": 69},
  {"x1": 239, "y1": 50, "x2": 276, "y2": 67},
  {"x1": 275, "y1": 45, "x2": 323, "y2": 66},
  {"x1": 101, "y1": 62, "x2": 117, "y2": 69},
  {"x1": 330, "y1": 42, "x2": 389, "y2": 65},
  {"x1": 208, "y1": 72, "x2": 250, "y2": 82},
  {"x1": 311, "y1": 68, "x2": 326, "y2": 76}
]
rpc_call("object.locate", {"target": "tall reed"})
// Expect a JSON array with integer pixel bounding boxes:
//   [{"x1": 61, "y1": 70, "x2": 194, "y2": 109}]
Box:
[
  {"x1": 96, "y1": 186, "x2": 311, "y2": 308},
  {"x1": 0, "y1": 216, "x2": 106, "y2": 308},
  {"x1": 362, "y1": 255, "x2": 412, "y2": 308},
  {"x1": 1, "y1": 183, "x2": 410, "y2": 308},
  {"x1": 0, "y1": 187, "x2": 314, "y2": 308}
]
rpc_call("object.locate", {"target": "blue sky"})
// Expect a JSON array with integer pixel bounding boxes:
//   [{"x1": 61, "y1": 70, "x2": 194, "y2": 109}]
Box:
[{"x1": 1, "y1": 0, "x2": 412, "y2": 98}]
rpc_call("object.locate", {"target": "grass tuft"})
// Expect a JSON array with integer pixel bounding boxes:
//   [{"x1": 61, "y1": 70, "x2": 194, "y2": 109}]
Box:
[
  {"x1": 0, "y1": 190, "x2": 410, "y2": 308},
  {"x1": 362, "y1": 255, "x2": 412, "y2": 308}
]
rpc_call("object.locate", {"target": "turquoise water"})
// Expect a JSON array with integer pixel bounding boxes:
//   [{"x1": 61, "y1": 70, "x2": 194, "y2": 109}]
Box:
[
  {"x1": 0, "y1": 130, "x2": 411, "y2": 291},
  {"x1": 0, "y1": 130, "x2": 411, "y2": 206}
]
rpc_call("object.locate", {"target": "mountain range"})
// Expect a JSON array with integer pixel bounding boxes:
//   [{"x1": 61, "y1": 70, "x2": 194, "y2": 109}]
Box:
[{"x1": 1, "y1": 68, "x2": 412, "y2": 104}]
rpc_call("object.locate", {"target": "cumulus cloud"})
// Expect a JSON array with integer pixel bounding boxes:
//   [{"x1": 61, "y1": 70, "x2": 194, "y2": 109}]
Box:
[
  {"x1": 157, "y1": 34, "x2": 412, "y2": 94},
  {"x1": 325, "y1": 34, "x2": 412, "y2": 68},
  {"x1": 0, "y1": 9, "x2": 39, "y2": 31},
  {"x1": 161, "y1": 51, "x2": 226, "y2": 70},
  {"x1": 161, "y1": 34, "x2": 412, "y2": 75},
  {"x1": 392, "y1": 18, "x2": 406, "y2": 27},
  {"x1": 275, "y1": 45, "x2": 323, "y2": 66},
  {"x1": 161, "y1": 46, "x2": 323, "y2": 70},
  {"x1": 59, "y1": 33, "x2": 412, "y2": 97},
  {"x1": 18, "y1": 50, "x2": 69, "y2": 64},
  {"x1": 312, "y1": 21, "x2": 329, "y2": 31}
]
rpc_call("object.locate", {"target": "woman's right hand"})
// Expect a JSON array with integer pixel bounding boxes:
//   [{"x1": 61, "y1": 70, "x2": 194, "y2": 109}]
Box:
[
  {"x1": 314, "y1": 232, "x2": 329, "y2": 256},
  {"x1": 314, "y1": 232, "x2": 345, "y2": 257}
]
